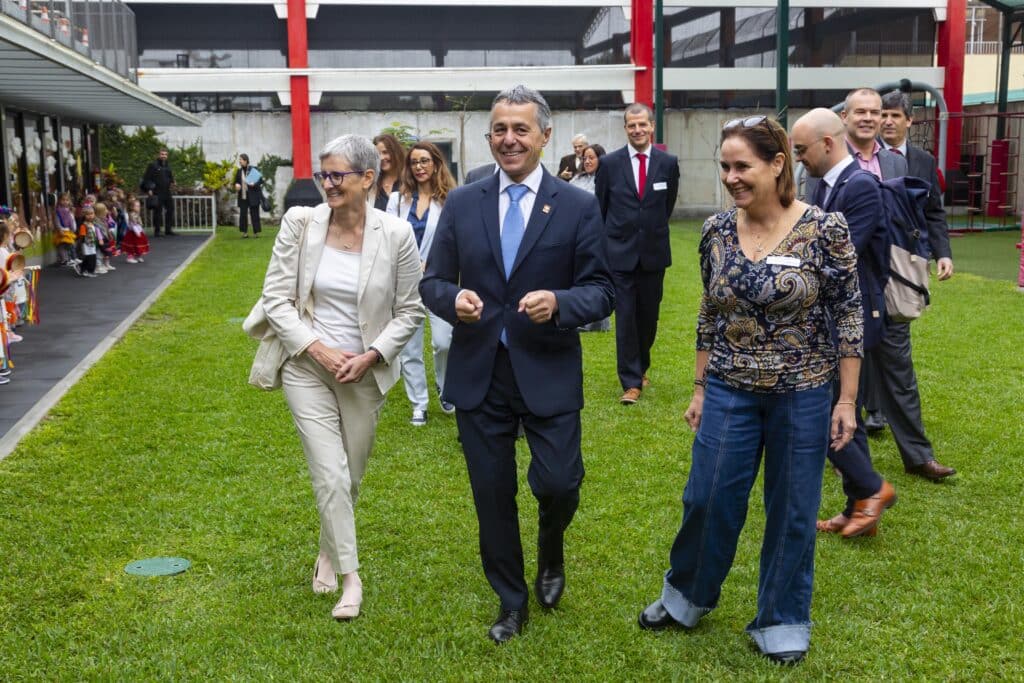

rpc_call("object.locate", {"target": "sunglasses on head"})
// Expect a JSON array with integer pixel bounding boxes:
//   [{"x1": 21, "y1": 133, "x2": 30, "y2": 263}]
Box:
[{"x1": 722, "y1": 115, "x2": 769, "y2": 131}]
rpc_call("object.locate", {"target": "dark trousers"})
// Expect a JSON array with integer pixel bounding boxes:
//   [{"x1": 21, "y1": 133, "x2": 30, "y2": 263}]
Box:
[
  {"x1": 239, "y1": 203, "x2": 261, "y2": 234},
  {"x1": 612, "y1": 267, "x2": 665, "y2": 390},
  {"x1": 861, "y1": 322, "x2": 933, "y2": 468},
  {"x1": 827, "y1": 377, "x2": 883, "y2": 517},
  {"x1": 150, "y1": 196, "x2": 174, "y2": 235},
  {"x1": 455, "y1": 346, "x2": 584, "y2": 610},
  {"x1": 80, "y1": 253, "x2": 96, "y2": 274}
]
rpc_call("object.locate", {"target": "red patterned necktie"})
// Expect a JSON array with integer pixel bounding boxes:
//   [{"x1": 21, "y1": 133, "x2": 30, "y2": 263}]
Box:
[
  {"x1": 637, "y1": 153, "x2": 647, "y2": 199},
  {"x1": 890, "y1": 148, "x2": 903, "y2": 156}
]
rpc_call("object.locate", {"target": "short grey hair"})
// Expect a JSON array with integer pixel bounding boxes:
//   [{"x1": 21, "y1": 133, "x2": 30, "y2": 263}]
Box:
[
  {"x1": 572, "y1": 133, "x2": 588, "y2": 144},
  {"x1": 881, "y1": 90, "x2": 913, "y2": 119},
  {"x1": 318, "y1": 134, "x2": 380, "y2": 178},
  {"x1": 492, "y1": 85, "x2": 552, "y2": 131},
  {"x1": 624, "y1": 102, "x2": 654, "y2": 123},
  {"x1": 843, "y1": 87, "x2": 881, "y2": 112}
]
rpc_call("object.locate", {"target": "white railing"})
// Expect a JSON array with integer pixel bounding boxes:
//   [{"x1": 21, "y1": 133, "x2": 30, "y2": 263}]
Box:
[{"x1": 141, "y1": 195, "x2": 216, "y2": 232}]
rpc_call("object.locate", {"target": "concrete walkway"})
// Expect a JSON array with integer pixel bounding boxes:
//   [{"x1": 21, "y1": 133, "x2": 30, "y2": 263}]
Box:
[{"x1": 0, "y1": 233, "x2": 213, "y2": 461}]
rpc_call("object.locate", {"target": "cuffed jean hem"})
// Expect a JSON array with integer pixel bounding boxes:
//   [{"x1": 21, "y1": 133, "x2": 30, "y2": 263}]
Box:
[
  {"x1": 661, "y1": 575, "x2": 713, "y2": 628},
  {"x1": 746, "y1": 623, "x2": 811, "y2": 656}
]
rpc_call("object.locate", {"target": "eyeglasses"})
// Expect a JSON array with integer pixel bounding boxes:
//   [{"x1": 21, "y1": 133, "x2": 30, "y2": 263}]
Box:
[
  {"x1": 792, "y1": 138, "x2": 825, "y2": 157},
  {"x1": 409, "y1": 158, "x2": 434, "y2": 168},
  {"x1": 723, "y1": 115, "x2": 768, "y2": 131},
  {"x1": 313, "y1": 170, "x2": 366, "y2": 186}
]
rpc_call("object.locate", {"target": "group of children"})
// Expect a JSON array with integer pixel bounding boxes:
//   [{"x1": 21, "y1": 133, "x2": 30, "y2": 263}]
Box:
[
  {"x1": 0, "y1": 210, "x2": 35, "y2": 386},
  {"x1": 54, "y1": 190, "x2": 151, "y2": 277}
]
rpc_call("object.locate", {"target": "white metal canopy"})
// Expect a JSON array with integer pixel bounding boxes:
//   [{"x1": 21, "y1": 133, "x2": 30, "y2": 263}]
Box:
[{"x1": 0, "y1": 13, "x2": 200, "y2": 126}]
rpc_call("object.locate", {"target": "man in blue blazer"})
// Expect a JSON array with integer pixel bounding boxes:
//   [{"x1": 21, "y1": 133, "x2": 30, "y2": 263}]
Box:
[
  {"x1": 793, "y1": 108, "x2": 897, "y2": 539},
  {"x1": 594, "y1": 103, "x2": 680, "y2": 404},
  {"x1": 420, "y1": 85, "x2": 614, "y2": 643}
]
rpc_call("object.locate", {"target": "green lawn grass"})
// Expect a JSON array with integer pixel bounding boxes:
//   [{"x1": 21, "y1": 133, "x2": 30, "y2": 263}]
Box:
[
  {"x1": 1, "y1": 224, "x2": 1022, "y2": 680},
  {"x1": 948, "y1": 230, "x2": 1022, "y2": 283}
]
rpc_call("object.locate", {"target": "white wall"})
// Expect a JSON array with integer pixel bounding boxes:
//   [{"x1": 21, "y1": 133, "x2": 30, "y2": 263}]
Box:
[{"x1": 131, "y1": 108, "x2": 765, "y2": 217}]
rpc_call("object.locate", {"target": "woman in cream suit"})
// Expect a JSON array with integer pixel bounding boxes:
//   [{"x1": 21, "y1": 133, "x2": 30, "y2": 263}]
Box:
[
  {"x1": 258, "y1": 134, "x2": 423, "y2": 620},
  {"x1": 385, "y1": 142, "x2": 456, "y2": 426}
]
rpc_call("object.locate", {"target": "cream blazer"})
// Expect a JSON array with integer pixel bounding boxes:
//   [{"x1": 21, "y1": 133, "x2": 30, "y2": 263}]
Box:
[{"x1": 256, "y1": 203, "x2": 424, "y2": 395}]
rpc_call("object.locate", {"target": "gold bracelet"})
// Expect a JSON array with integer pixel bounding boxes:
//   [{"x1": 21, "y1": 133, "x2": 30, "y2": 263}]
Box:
[{"x1": 836, "y1": 401, "x2": 856, "y2": 406}]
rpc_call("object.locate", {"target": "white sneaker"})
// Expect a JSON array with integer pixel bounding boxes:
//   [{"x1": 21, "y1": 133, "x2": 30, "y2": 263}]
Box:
[
  {"x1": 0, "y1": 375, "x2": 9, "y2": 385},
  {"x1": 96, "y1": 265, "x2": 108, "y2": 274},
  {"x1": 8, "y1": 332, "x2": 22, "y2": 343},
  {"x1": 83, "y1": 272, "x2": 97, "y2": 278},
  {"x1": 137, "y1": 257, "x2": 145, "y2": 263},
  {"x1": 106, "y1": 263, "x2": 116, "y2": 271},
  {"x1": 126, "y1": 257, "x2": 138, "y2": 264},
  {"x1": 410, "y1": 410, "x2": 427, "y2": 427}
]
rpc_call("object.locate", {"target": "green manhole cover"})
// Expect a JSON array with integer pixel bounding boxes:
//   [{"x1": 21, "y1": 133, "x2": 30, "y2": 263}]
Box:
[{"x1": 125, "y1": 557, "x2": 191, "y2": 577}]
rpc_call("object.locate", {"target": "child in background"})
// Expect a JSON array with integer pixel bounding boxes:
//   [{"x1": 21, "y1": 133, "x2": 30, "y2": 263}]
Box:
[
  {"x1": 122, "y1": 199, "x2": 150, "y2": 264},
  {"x1": 92, "y1": 202, "x2": 115, "y2": 273},
  {"x1": 77, "y1": 204, "x2": 98, "y2": 278},
  {"x1": 0, "y1": 218, "x2": 22, "y2": 344},
  {"x1": 54, "y1": 193, "x2": 79, "y2": 267}
]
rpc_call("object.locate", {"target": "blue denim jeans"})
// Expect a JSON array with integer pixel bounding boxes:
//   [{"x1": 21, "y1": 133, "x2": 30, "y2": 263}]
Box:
[{"x1": 661, "y1": 376, "x2": 831, "y2": 656}]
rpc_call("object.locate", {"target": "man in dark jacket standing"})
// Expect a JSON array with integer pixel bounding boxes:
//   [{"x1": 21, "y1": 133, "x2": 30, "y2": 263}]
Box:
[
  {"x1": 595, "y1": 103, "x2": 679, "y2": 405},
  {"x1": 141, "y1": 148, "x2": 176, "y2": 236}
]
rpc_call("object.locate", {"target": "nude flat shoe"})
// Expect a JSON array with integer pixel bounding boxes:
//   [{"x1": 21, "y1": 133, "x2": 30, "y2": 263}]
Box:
[
  {"x1": 332, "y1": 594, "x2": 362, "y2": 620},
  {"x1": 312, "y1": 558, "x2": 338, "y2": 594}
]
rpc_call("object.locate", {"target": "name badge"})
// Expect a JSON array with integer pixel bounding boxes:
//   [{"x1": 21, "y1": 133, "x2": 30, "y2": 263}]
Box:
[
  {"x1": 766, "y1": 256, "x2": 801, "y2": 267},
  {"x1": 652, "y1": 182, "x2": 668, "y2": 191}
]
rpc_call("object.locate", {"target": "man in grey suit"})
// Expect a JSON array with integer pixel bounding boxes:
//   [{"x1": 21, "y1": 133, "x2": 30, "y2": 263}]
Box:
[
  {"x1": 860, "y1": 89, "x2": 956, "y2": 481},
  {"x1": 465, "y1": 163, "x2": 497, "y2": 184}
]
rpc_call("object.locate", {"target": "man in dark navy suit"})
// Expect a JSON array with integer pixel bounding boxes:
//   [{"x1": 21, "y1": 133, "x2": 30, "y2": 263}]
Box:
[
  {"x1": 793, "y1": 108, "x2": 897, "y2": 539},
  {"x1": 595, "y1": 103, "x2": 679, "y2": 405},
  {"x1": 420, "y1": 85, "x2": 613, "y2": 643}
]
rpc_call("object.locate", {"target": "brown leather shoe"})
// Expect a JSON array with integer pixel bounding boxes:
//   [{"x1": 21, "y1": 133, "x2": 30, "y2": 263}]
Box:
[
  {"x1": 905, "y1": 460, "x2": 956, "y2": 481},
  {"x1": 842, "y1": 480, "x2": 897, "y2": 538},
  {"x1": 642, "y1": 374, "x2": 651, "y2": 388},
  {"x1": 815, "y1": 513, "x2": 849, "y2": 534},
  {"x1": 620, "y1": 388, "x2": 642, "y2": 405}
]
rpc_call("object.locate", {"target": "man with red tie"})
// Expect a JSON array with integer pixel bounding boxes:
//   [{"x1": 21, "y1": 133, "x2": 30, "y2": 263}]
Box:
[{"x1": 595, "y1": 103, "x2": 680, "y2": 404}]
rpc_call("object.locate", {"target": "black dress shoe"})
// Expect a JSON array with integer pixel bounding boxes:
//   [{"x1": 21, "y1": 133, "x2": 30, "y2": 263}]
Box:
[
  {"x1": 535, "y1": 565, "x2": 565, "y2": 609},
  {"x1": 864, "y1": 411, "x2": 887, "y2": 434},
  {"x1": 765, "y1": 650, "x2": 806, "y2": 665},
  {"x1": 638, "y1": 599, "x2": 678, "y2": 630},
  {"x1": 488, "y1": 607, "x2": 527, "y2": 644}
]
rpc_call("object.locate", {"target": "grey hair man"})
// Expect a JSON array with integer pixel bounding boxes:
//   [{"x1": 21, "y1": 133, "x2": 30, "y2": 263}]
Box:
[
  {"x1": 420, "y1": 84, "x2": 613, "y2": 644},
  {"x1": 558, "y1": 133, "x2": 590, "y2": 180}
]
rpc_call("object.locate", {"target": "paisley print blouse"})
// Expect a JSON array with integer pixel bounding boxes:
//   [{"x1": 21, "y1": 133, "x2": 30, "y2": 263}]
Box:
[{"x1": 697, "y1": 206, "x2": 863, "y2": 393}]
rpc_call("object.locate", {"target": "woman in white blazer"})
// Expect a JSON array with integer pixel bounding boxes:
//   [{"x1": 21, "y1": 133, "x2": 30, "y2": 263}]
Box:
[
  {"x1": 385, "y1": 141, "x2": 456, "y2": 426},
  {"x1": 258, "y1": 134, "x2": 423, "y2": 620}
]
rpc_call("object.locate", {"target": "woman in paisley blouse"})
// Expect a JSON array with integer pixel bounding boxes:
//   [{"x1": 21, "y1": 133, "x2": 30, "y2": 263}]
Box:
[{"x1": 637, "y1": 116, "x2": 863, "y2": 664}]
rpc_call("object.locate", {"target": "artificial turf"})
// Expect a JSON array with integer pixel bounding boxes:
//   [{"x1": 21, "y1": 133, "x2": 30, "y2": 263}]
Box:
[{"x1": 0, "y1": 224, "x2": 1021, "y2": 680}]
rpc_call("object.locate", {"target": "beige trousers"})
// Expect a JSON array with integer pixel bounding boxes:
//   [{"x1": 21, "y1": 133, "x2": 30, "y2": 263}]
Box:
[{"x1": 282, "y1": 354, "x2": 384, "y2": 575}]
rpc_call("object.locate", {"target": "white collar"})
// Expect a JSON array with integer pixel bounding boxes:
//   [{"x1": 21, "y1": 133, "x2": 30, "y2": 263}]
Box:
[
  {"x1": 884, "y1": 140, "x2": 909, "y2": 156},
  {"x1": 629, "y1": 144, "x2": 653, "y2": 158},
  {"x1": 498, "y1": 164, "x2": 544, "y2": 196},
  {"x1": 822, "y1": 155, "x2": 855, "y2": 188}
]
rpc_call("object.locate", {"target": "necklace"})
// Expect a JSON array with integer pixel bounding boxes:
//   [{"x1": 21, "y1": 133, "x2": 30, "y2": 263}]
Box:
[{"x1": 744, "y1": 209, "x2": 782, "y2": 258}]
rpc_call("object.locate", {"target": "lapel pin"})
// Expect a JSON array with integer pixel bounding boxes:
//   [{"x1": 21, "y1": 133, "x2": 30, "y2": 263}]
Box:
[{"x1": 542, "y1": 204, "x2": 551, "y2": 214}]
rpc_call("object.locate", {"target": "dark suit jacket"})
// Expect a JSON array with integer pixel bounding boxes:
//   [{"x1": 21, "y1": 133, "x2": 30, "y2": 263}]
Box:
[
  {"x1": 420, "y1": 169, "x2": 614, "y2": 417},
  {"x1": 464, "y1": 163, "x2": 497, "y2": 185},
  {"x1": 903, "y1": 144, "x2": 952, "y2": 259},
  {"x1": 805, "y1": 146, "x2": 907, "y2": 201},
  {"x1": 557, "y1": 153, "x2": 581, "y2": 179},
  {"x1": 821, "y1": 161, "x2": 888, "y2": 350},
  {"x1": 233, "y1": 167, "x2": 264, "y2": 208},
  {"x1": 141, "y1": 160, "x2": 174, "y2": 198},
  {"x1": 594, "y1": 145, "x2": 680, "y2": 271}
]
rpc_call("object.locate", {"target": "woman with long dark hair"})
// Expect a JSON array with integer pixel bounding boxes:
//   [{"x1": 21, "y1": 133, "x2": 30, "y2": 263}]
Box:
[
  {"x1": 386, "y1": 141, "x2": 457, "y2": 424},
  {"x1": 372, "y1": 134, "x2": 406, "y2": 211}
]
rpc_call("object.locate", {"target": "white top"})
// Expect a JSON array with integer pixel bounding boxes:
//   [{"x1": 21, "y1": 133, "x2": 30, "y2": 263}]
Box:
[
  {"x1": 821, "y1": 155, "x2": 856, "y2": 207},
  {"x1": 498, "y1": 164, "x2": 543, "y2": 235},
  {"x1": 569, "y1": 173, "x2": 596, "y2": 195},
  {"x1": 310, "y1": 246, "x2": 363, "y2": 353},
  {"x1": 629, "y1": 143, "x2": 653, "y2": 193}
]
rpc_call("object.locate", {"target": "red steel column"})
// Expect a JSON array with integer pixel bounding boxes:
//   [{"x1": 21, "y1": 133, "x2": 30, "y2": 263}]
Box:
[
  {"x1": 631, "y1": 0, "x2": 654, "y2": 106},
  {"x1": 937, "y1": 0, "x2": 966, "y2": 176},
  {"x1": 287, "y1": 0, "x2": 312, "y2": 179}
]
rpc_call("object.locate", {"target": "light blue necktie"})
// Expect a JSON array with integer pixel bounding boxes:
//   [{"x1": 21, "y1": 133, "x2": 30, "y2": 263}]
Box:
[
  {"x1": 500, "y1": 184, "x2": 529, "y2": 345},
  {"x1": 501, "y1": 184, "x2": 529, "y2": 279}
]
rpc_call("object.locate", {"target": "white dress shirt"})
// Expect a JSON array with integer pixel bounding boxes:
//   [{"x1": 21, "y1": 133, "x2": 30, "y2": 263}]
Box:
[
  {"x1": 884, "y1": 140, "x2": 909, "y2": 156},
  {"x1": 821, "y1": 155, "x2": 855, "y2": 206}
]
